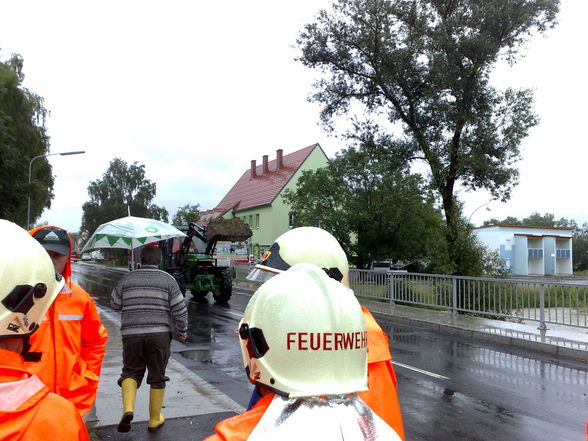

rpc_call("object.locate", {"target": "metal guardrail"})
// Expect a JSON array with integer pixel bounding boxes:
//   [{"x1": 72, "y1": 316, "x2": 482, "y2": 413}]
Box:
[
  {"x1": 232, "y1": 263, "x2": 261, "y2": 288},
  {"x1": 233, "y1": 263, "x2": 588, "y2": 330},
  {"x1": 349, "y1": 270, "x2": 588, "y2": 330}
]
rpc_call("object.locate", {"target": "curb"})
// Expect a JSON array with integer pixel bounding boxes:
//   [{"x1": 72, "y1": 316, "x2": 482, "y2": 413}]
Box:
[{"x1": 93, "y1": 306, "x2": 245, "y2": 430}]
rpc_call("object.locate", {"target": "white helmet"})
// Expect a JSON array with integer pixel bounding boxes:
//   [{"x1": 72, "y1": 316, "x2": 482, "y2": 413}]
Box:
[
  {"x1": 247, "y1": 227, "x2": 350, "y2": 287},
  {"x1": 0, "y1": 220, "x2": 64, "y2": 339},
  {"x1": 239, "y1": 262, "x2": 367, "y2": 398}
]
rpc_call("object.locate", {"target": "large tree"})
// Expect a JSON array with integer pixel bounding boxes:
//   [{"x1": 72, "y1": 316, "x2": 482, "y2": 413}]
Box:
[
  {"x1": 0, "y1": 52, "x2": 53, "y2": 227},
  {"x1": 283, "y1": 138, "x2": 445, "y2": 268},
  {"x1": 172, "y1": 203, "x2": 201, "y2": 226},
  {"x1": 297, "y1": 0, "x2": 559, "y2": 274},
  {"x1": 573, "y1": 223, "x2": 588, "y2": 272},
  {"x1": 483, "y1": 212, "x2": 576, "y2": 228},
  {"x1": 81, "y1": 158, "x2": 168, "y2": 235}
]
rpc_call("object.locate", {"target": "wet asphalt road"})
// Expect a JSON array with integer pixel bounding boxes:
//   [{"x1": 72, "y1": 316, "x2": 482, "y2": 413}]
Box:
[{"x1": 74, "y1": 263, "x2": 588, "y2": 441}]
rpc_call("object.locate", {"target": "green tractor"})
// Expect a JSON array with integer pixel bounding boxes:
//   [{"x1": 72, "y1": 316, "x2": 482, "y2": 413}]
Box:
[{"x1": 161, "y1": 218, "x2": 252, "y2": 304}]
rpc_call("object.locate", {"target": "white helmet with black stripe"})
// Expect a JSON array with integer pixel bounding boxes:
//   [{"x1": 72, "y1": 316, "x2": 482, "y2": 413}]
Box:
[
  {"x1": 0, "y1": 220, "x2": 63, "y2": 340},
  {"x1": 247, "y1": 227, "x2": 350, "y2": 286}
]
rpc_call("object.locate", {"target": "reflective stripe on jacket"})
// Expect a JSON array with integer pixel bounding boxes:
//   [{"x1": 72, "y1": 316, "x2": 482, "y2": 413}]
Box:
[
  {"x1": 24, "y1": 281, "x2": 108, "y2": 416},
  {"x1": 0, "y1": 348, "x2": 90, "y2": 441}
]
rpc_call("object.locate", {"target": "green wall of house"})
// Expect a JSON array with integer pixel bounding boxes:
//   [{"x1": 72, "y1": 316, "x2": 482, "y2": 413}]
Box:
[
  {"x1": 222, "y1": 144, "x2": 329, "y2": 251},
  {"x1": 270, "y1": 145, "x2": 328, "y2": 239},
  {"x1": 227, "y1": 205, "x2": 274, "y2": 246}
]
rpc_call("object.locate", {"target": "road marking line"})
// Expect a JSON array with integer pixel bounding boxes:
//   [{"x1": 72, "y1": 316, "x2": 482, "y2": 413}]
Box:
[
  {"x1": 222, "y1": 310, "x2": 244, "y2": 320},
  {"x1": 392, "y1": 361, "x2": 450, "y2": 380},
  {"x1": 193, "y1": 288, "x2": 453, "y2": 382}
]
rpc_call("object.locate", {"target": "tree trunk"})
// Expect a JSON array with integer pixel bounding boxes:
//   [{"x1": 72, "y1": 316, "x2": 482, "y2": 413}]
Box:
[{"x1": 441, "y1": 185, "x2": 461, "y2": 276}]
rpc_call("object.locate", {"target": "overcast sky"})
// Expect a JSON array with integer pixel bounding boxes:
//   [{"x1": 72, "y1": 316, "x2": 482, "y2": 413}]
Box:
[{"x1": 2, "y1": 0, "x2": 586, "y2": 233}]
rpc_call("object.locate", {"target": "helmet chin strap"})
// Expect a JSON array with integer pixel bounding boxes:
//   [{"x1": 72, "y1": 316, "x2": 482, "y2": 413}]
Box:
[{"x1": 21, "y1": 335, "x2": 42, "y2": 362}]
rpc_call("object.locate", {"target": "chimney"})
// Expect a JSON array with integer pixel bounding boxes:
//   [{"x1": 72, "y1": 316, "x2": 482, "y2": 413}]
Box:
[
  {"x1": 276, "y1": 149, "x2": 283, "y2": 171},
  {"x1": 251, "y1": 160, "x2": 257, "y2": 178},
  {"x1": 262, "y1": 155, "x2": 269, "y2": 174}
]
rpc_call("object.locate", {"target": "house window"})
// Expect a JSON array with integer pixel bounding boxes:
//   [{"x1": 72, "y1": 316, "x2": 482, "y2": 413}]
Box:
[
  {"x1": 528, "y1": 248, "x2": 543, "y2": 258},
  {"x1": 255, "y1": 214, "x2": 260, "y2": 229},
  {"x1": 249, "y1": 215, "x2": 253, "y2": 227},
  {"x1": 289, "y1": 213, "x2": 295, "y2": 228}
]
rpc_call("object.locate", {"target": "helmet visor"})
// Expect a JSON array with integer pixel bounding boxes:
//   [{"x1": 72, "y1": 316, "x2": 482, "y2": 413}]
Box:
[{"x1": 246, "y1": 267, "x2": 279, "y2": 283}]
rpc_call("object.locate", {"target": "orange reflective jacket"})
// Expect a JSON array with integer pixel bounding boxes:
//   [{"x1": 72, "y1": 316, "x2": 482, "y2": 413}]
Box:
[
  {"x1": 27, "y1": 225, "x2": 108, "y2": 416},
  {"x1": 24, "y1": 282, "x2": 107, "y2": 416},
  {"x1": 205, "y1": 308, "x2": 405, "y2": 441},
  {"x1": 361, "y1": 306, "x2": 405, "y2": 440},
  {"x1": 0, "y1": 348, "x2": 90, "y2": 441},
  {"x1": 203, "y1": 393, "x2": 274, "y2": 441}
]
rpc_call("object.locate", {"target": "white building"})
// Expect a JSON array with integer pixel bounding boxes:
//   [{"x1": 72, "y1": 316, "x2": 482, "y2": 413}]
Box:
[{"x1": 474, "y1": 225, "x2": 573, "y2": 276}]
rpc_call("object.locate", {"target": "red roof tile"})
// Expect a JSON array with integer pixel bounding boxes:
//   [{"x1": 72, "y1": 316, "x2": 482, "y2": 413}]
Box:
[
  {"x1": 214, "y1": 144, "x2": 322, "y2": 212},
  {"x1": 197, "y1": 208, "x2": 225, "y2": 227},
  {"x1": 200, "y1": 208, "x2": 225, "y2": 220}
]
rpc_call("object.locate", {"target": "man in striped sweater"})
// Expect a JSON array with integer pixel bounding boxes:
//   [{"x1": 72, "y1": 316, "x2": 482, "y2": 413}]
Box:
[{"x1": 110, "y1": 245, "x2": 188, "y2": 434}]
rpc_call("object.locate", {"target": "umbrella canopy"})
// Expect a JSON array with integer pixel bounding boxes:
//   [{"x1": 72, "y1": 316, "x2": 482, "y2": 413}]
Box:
[{"x1": 82, "y1": 216, "x2": 186, "y2": 251}]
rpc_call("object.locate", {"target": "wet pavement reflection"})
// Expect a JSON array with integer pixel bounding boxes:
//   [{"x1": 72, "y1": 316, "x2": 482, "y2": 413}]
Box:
[
  {"x1": 380, "y1": 321, "x2": 588, "y2": 441},
  {"x1": 73, "y1": 262, "x2": 253, "y2": 403},
  {"x1": 74, "y1": 263, "x2": 588, "y2": 441}
]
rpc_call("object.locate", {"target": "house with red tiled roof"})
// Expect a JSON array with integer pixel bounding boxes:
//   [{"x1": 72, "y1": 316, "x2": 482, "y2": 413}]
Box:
[{"x1": 204, "y1": 143, "x2": 329, "y2": 254}]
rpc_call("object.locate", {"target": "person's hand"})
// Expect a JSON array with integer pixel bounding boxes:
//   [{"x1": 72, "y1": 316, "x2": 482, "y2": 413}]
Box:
[{"x1": 176, "y1": 334, "x2": 187, "y2": 343}]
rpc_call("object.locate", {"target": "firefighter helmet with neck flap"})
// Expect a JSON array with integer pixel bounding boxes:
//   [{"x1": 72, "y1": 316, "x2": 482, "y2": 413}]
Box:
[{"x1": 239, "y1": 262, "x2": 367, "y2": 398}]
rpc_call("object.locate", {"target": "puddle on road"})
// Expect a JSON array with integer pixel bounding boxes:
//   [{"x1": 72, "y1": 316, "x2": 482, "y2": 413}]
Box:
[{"x1": 179, "y1": 349, "x2": 213, "y2": 363}]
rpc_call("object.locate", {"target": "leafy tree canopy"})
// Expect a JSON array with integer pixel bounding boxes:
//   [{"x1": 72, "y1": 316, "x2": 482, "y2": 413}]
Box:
[
  {"x1": 81, "y1": 158, "x2": 168, "y2": 235},
  {"x1": 283, "y1": 136, "x2": 446, "y2": 269},
  {"x1": 0, "y1": 51, "x2": 53, "y2": 227},
  {"x1": 296, "y1": 0, "x2": 559, "y2": 274},
  {"x1": 483, "y1": 212, "x2": 576, "y2": 228},
  {"x1": 172, "y1": 203, "x2": 201, "y2": 226},
  {"x1": 573, "y1": 223, "x2": 588, "y2": 272}
]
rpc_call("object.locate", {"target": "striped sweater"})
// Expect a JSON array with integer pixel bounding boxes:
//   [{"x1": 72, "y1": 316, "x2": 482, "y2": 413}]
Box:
[{"x1": 110, "y1": 266, "x2": 188, "y2": 338}]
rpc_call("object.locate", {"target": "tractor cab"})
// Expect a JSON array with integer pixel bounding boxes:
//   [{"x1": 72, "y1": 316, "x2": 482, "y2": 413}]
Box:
[{"x1": 161, "y1": 218, "x2": 252, "y2": 304}]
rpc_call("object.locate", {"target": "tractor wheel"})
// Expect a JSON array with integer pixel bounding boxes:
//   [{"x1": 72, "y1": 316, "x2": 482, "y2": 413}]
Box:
[
  {"x1": 168, "y1": 271, "x2": 187, "y2": 297},
  {"x1": 193, "y1": 290, "x2": 209, "y2": 303},
  {"x1": 213, "y1": 270, "x2": 232, "y2": 304}
]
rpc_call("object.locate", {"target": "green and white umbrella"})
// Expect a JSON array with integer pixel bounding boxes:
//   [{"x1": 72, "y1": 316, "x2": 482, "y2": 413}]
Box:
[{"x1": 82, "y1": 216, "x2": 186, "y2": 251}]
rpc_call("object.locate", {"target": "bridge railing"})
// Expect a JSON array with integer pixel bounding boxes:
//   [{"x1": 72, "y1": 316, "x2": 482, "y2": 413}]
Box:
[
  {"x1": 349, "y1": 270, "x2": 588, "y2": 330},
  {"x1": 232, "y1": 264, "x2": 587, "y2": 330}
]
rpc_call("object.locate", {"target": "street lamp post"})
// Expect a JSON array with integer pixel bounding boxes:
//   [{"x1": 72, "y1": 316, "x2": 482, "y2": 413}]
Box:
[
  {"x1": 468, "y1": 200, "x2": 493, "y2": 225},
  {"x1": 27, "y1": 150, "x2": 85, "y2": 229}
]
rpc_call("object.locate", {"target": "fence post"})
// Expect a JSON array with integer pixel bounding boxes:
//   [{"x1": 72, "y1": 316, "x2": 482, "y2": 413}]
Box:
[
  {"x1": 452, "y1": 277, "x2": 458, "y2": 316},
  {"x1": 389, "y1": 273, "x2": 395, "y2": 306},
  {"x1": 538, "y1": 284, "x2": 548, "y2": 331}
]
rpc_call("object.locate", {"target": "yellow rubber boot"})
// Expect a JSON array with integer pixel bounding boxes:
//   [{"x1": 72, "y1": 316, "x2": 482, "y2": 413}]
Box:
[
  {"x1": 117, "y1": 378, "x2": 138, "y2": 433},
  {"x1": 147, "y1": 388, "x2": 166, "y2": 432}
]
